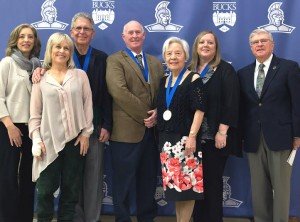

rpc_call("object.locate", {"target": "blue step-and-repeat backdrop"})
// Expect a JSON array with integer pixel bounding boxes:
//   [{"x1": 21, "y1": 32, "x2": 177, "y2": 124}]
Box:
[{"x1": 0, "y1": 0, "x2": 299, "y2": 218}]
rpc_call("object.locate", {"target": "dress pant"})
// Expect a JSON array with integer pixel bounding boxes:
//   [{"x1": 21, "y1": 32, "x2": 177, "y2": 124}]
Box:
[
  {"x1": 0, "y1": 123, "x2": 35, "y2": 222},
  {"x1": 110, "y1": 128, "x2": 158, "y2": 222},
  {"x1": 74, "y1": 134, "x2": 104, "y2": 222},
  {"x1": 247, "y1": 133, "x2": 292, "y2": 222},
  {"x1": 193, "y1": 140, "x2": 228, "y2": 222},
  {"x1": 36, "y1": 138, "x2": 84, "y2": 222}
]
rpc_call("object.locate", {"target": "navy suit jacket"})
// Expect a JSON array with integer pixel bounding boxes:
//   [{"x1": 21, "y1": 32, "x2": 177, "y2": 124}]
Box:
[
  {"x1": 238, "y1": 55, "x2": 300, "y2": 152},
  {"x1": 84, "y1": 47, "x2": 112, "y2": 133}
]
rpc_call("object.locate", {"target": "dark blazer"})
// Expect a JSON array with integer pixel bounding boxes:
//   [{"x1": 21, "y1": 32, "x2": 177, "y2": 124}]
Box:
[
  {"x1": 238, "y1": 54, "x2": 300, "y2": 152},
  {"x1": 86, "y1": 47, "x2": 112, "y2": 132},
  {"x1": 202, "y1": 60, "x2": 241, "y2": 156},
  {"x1": 106, "y1": 50, "x2": 164, "y2": 143}
]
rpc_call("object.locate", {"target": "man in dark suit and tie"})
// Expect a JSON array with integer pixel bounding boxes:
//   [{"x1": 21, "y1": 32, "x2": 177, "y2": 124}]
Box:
[
  {"x1": 238, "y1": 28, "x2": 300, "y2": 222},
  {"x1": 106, "y1": 20, "x2": 164, "y2": 222}
]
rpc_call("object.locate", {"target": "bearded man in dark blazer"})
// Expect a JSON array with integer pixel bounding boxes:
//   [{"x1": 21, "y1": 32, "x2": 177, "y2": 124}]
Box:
[
  {"x1": 106, "y1": 20, "x2": 164, "y2": 222},
  {"x1": 238, "y1": 28, "x2": 300, "y2": 222}
]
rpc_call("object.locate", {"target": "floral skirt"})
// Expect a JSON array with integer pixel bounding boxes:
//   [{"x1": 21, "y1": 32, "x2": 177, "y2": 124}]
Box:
[{"x1": 159, "y1": 132, "x2": 204, "y2": 201}]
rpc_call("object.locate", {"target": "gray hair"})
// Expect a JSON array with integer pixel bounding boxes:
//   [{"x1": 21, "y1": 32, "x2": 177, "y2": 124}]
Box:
[
  {"x1": 71, "y1": 12, "x2": 94, "y2": 29},
  {"x1": 249, "y1": 29, "x2": 273, "y2": 45},
  {"x1": 122, "y1": 20, "x2": 144, "y2": 34},
  {"x1": 162, "y1": 36, "x2": 189, "y2": 61}
]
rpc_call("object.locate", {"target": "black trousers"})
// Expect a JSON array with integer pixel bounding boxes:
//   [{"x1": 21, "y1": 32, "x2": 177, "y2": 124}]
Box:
[
  {"x1": 110, "y1": 128, "x2": 158, "y2": 222},
  {"x1": 0, "y1": 123, "x2": 35, "y2": 222},
  {"x1": 36, "y1": 138, "x2": 84, "y2": 222},
  {"x1": 193, "y1": 140, "x2": 228, "y2": 222}
]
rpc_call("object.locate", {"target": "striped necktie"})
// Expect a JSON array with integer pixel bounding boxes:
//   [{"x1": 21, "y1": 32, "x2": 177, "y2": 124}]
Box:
[{"x1": 136, "y1": 54, "x2": 144, "y2": 70}]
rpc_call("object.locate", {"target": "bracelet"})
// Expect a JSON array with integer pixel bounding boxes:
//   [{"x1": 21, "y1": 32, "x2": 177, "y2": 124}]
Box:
[
  {"x1": 189, "y1": 131, "x2": 197, "y2": 137},
  {"x1": 217, "y1": 131, "x2": 227, "y2": 137}
]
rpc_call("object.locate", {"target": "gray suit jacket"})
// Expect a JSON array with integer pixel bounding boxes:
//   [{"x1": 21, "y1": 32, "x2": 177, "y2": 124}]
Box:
[{"x1": 106, "y1": 50, "x2": 164, "y2": 143}]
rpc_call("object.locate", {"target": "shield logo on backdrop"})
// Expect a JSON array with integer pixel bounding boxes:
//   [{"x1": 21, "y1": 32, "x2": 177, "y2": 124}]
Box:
[
  {"x1": 92, "y1": 0, "x2": 115, "y2": 30},
  {"x1": 212, "y1": 1, "x2": 237, "y2": 32},
  {"x1": 154, "y1": 176, "x2": 168, "y2": 206}
]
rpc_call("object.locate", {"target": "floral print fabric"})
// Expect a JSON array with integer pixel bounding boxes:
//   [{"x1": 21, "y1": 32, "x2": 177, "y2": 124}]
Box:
[{"x1": 160, "y1": 136, "x2": 204, "y2": 194}]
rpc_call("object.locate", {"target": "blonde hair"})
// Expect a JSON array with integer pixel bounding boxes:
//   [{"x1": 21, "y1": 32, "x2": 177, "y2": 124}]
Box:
[
  {"x1": 6, "y1": 23, "x2": 41, "y2": 57},
  {"x1": 43, "y1": 32, "x2": 75, "y2": 69},
  {"x1": 188, "y1": 30, "x2": 221, "y2": 72}
]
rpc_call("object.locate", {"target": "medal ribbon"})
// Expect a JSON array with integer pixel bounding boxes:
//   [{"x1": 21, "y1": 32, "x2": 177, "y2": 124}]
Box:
[
  {"x1": 73, "y1": 46, "x2": 92, "y2": 72},
  {"x1": 166, "y1": 68, "x2": 187, "y2": 109},
  {"x1": 125, "y1": 48, "x2": 149, "y2": 82},
  {"x1": 199, "y1": 64, "x2": 209, "y2": 78}
]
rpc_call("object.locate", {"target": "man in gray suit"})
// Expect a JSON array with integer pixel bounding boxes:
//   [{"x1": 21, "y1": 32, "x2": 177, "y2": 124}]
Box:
[
  {"x1": 106, "y1": 20, "x2": 164, "y2": 222},
  {"x1": 238, "y1": 29, "x2": 300, "y2": 222}
]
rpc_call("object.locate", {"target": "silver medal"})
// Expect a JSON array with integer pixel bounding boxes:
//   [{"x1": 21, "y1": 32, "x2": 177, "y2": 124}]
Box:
[{"x1": 163, "y1": 110, "x2": 172, "y2": 121}]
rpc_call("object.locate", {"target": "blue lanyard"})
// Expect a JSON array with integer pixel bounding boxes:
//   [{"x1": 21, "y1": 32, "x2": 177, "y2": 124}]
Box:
[
  {"x1": 166, "y1": 68, "x2": 187, "y2": 109},
  {"x1": 73, "y1": 46, "x2": 92, "y2": 72},
  {"x1": 125, "y1": 48, "x2": 149, "y2": 82},
  {"x1": 199, "y1": 64, "x2": 209, "y2": 78}
]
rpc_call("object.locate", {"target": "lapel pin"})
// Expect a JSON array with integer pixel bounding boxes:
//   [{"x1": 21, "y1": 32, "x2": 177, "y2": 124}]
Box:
[{"x1": 273, "y1": 66, "x2": 276, "y2": 70}]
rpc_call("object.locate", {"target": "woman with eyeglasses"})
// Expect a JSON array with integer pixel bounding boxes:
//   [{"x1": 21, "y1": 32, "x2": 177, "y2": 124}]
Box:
[
  {"x1": 0, "y1": 23, "x2": 41, "y2": 222},
  {"x1": 29, "y1": 32, "x2": 93, "y2": 221}
]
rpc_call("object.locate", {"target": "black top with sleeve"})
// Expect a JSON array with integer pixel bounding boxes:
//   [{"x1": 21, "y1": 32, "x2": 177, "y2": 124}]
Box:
[
  {"x1": 201, "y1": 60, "x2": 241, "y2": 156},
  {"x1": 157, "y1": 71, "x2": 206, "y2": 136}
]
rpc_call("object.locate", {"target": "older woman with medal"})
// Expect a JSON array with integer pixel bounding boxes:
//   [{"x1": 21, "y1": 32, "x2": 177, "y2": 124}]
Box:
[
  {"x1": 190, "y1": 31, "x2": 240, "y2": 222},
  {"x1": 156, "y1": 37, "x2": 206, "y2": 222}
]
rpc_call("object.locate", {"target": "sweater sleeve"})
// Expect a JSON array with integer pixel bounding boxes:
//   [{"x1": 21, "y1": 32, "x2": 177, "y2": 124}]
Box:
[
  {"x1": 190, "y1": 77, "x2": 206, "y2": 113},
  {"x1": 29, "y1": 82, "x2": 42, "y2": 140},
  {"x1": 80, "y1": 71, "x2": 94, "y2": 137},
  {"x1": 0, "y1": 58, "x2": 11, "y2": 119},
  {"x1": 219, "y1": 63, "x2": 240, "y2": 127}
]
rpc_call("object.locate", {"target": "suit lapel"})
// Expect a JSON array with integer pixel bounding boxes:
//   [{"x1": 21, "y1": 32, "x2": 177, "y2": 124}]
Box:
[
  {"x1": 261, "y1": 55, "x2": 280, "y2": 97},
  {"x1": 122, "y1": 50, "x2": 149, "y2": 88},
  {"x1": 146, "y1": 55, "x2": 156, "y2": 102},
  {"x1": 88, "y1": 48, "x2": 95, "y2": 74},
  {"x1": 247, "y1": 62, "x2": 259, "y2": 100}
]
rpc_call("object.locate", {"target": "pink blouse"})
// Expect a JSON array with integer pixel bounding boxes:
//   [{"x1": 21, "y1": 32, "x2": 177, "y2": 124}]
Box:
[{"x1": 29, "y1": 69, "x2": 93, "y2": 181}]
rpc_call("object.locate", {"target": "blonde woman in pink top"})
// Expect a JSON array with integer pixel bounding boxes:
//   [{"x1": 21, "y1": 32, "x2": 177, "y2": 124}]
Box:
[{"x1": 29, "y1": 32, "x2": 93, "y2": 221}]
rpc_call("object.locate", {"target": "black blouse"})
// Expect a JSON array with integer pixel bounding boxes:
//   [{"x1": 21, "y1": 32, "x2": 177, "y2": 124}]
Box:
[
  {"x1": 200, "y1": 60, "x2": 241, "y2": 156},
  {"x1": 157, "y1": 71, "x2": 206, "y2": 136}
]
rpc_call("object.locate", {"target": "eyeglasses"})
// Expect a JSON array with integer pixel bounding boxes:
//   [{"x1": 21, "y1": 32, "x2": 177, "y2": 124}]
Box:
[
  {"x1": 73, "y1": 26, "x2": 93, "y2": 33},
  {"x1": 250, "y1": 39, "x2": 272, "y2": 46},
  {"x1": 165, "y1": 51, "x2": 184, "y2": 58}
]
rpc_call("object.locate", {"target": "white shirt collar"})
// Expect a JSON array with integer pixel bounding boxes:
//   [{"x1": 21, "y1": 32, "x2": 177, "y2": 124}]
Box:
[
  {"x1": 255, "y1": 54, "x2": 273, "y2": 72},
  {"x1": 253, "y1": 54, "x2": 273, "y2": 88},
  {"x1": 129, "y1": 49, "x2": 144, "y2": 58}
]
